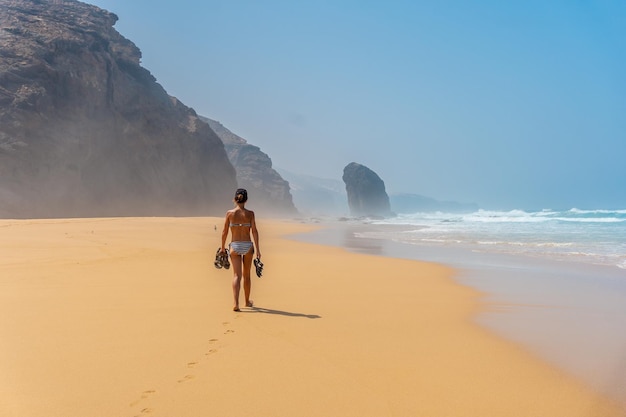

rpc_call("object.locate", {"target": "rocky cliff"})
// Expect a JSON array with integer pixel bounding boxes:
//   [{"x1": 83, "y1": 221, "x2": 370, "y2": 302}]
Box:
[
  {"x1": 342, "y1": 162, "x2": 392, "y2": 217},
  {"x1": 203, "y1": 118, "x2": 297, "y2": 216},
  {"x1": 0, "y1": 0, "x2": 237, "y2": 218}
]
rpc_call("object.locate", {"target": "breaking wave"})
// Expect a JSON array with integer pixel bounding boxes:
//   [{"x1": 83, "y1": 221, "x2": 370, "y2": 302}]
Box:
[{"x1": 364, "y1": 208, "x2": 626, "y2": 270}]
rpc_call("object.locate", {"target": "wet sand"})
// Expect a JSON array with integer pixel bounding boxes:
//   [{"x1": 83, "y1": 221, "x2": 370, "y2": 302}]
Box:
[
  {"x1": 1, "y1": 217, "x2": 624, "y2": 417},
  {"x1": 294, "y1": 220, "x2": 626, "y2": 409}
]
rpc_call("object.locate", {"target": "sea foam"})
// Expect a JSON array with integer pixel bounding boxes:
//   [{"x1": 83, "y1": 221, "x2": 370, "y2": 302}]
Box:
[{"x1": 366, "y1": 208, "x2": 626, "y2": 270}]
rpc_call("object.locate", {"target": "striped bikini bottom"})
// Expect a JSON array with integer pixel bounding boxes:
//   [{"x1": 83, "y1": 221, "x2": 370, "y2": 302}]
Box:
[{"x1": 229, "y1": 241, "x2": 254, "y2": 255}]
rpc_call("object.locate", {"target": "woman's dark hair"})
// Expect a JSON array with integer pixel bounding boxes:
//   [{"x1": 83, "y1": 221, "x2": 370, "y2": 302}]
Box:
[{"x1": 234, "y1": 188, "x2": 248, "y2": 204}]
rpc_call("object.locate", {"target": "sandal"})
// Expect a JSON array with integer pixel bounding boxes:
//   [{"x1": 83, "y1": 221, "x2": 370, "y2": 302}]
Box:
[
  {"x1": 222, "y1": 249, "x2": 230, "y2": 269},
  {"x1": 214, "y1": 248, "x2": 230, "y2": 269},
  {"x1": 253, "y1": 258, "x2": 264, "y2": 278},
  {"x1": 214, "y1": 248, "x2": 224, "y2": 269}
]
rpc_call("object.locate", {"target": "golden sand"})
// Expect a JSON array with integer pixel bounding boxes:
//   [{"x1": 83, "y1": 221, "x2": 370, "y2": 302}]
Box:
[{"x1": 0, "y1": 217, "x2": 623, "y2": 417}]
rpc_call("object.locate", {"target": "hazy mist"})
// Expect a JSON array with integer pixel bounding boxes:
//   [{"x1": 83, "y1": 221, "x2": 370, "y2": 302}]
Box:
[{"x1": 86, "y1": 0, "x2": 626, "y2": 210}]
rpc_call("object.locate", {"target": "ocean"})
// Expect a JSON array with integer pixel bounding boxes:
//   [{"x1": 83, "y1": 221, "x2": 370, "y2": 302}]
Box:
[
  {"x1": 363, "y1": 208, "x2": 626, "y2": 271},
  {"x1": 294, "y1": 207, "x2": 626, "y2": 407}
]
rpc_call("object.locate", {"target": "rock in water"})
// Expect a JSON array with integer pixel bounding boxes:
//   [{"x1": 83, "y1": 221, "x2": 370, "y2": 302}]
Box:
[
  {"x1": 0, "y1": 0, "x2": 237, "y2": 218},
  {"x1": 342, "y1": 162, "x2": 391, "y2": 217}
]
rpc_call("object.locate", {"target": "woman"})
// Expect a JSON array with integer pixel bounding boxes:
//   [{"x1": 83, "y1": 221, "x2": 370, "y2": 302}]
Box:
[{"x1": 220, "y1": 188, "x2": 261, "y2": 311}]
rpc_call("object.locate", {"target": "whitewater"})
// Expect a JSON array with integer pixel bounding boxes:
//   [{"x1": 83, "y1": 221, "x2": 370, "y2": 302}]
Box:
[
  {"x1": 364, "y1": 208, "x2": 626, "y2": 270},
  {"x1": 294, "y1": 207, "x2": 626, "y2": 406}
]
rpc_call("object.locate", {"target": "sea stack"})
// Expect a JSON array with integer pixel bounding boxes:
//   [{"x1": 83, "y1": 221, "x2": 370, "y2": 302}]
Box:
[{"x1": 342, "y1": 162, "x2": 392, "y2": 217}]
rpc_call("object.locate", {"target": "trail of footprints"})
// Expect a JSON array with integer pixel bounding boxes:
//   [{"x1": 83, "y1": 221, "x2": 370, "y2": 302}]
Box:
[{"x1": 130, "y1": 321, "x2": 236, "y2": 416}]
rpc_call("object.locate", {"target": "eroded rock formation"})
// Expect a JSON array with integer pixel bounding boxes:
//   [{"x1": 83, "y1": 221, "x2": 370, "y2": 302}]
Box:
[
  {"x1": 204, "y1": 118, "x2": 297, "y2": 216},
  {"x1": 342, "y1": 162, "x2": 392, "y2": 217},
  {"x1": 0, "y1": 0, "x2": 237, "y2": 218}
]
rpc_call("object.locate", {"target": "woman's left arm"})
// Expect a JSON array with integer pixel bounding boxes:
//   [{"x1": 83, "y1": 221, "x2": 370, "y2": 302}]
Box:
[{"x1": 250, "y1": 211, "x2": 261, "y2": 259}]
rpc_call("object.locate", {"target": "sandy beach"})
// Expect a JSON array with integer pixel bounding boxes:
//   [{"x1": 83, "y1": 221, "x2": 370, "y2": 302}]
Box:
[{"x1": 1, "y1": 217, "x2": 624, "y2": 417}]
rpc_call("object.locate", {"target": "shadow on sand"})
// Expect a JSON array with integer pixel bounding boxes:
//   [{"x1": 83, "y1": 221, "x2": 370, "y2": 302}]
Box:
[{"x1": 242, "y1": 306, "x2": 321, "y2": 319}]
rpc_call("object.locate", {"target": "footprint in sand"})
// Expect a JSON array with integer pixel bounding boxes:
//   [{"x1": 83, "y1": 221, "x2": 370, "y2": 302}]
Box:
[
  {"x1": 177, "y1": 374, "x2": 195, "y2": 383},
  {"x1": 206, "y1": 339, "x2": 220, "y2": 354},
  {"x1": 132, "y1": 407, "x2": 153, "y2": 416},
  {"x1": 187, "y1": 362, "x2": 197, "y2": 368},
  {"x1": 129, "y1": 390, "x2": 156, "y2": 407},
  {"x1": 224, "y1": 329, "x2": 235, "y2": 334}
]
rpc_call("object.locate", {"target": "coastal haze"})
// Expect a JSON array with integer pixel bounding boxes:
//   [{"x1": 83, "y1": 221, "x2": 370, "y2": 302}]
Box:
[
  {"x1": 2, "y1": 1, "x2": 626, "y2": 416},
  {"x1": 0, "y1": 0, "x2": 238, "y2": 218},
  {"x1": 85, "y1": 0, "x2": 625, "y2": 210}
]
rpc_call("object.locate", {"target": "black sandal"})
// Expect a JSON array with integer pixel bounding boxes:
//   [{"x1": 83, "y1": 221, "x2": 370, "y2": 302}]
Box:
[
  {"x1": 214, "y1": 248, "x2": 223, "y2": 269},
  {"x1": 214, "y1": 248, "x2": 230, "y2": 269},
  {"x1": 222, "y1": 249, "x2": 230, "y2": 269},
  {"x1": 253, "y1": 258, "x2": 264, "y2": 278}
]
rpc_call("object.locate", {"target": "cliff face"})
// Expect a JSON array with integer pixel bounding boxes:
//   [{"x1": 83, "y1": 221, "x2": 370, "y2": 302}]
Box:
[
  {"x1": 204, "y1": 118, "x2": 297, "y2": 216},
  {"x1": 0, "y1": 0, "x2": 237, "y2": 218},
  {"x1": 342, "y1": 162, "x2": 392, "y2": 218}
]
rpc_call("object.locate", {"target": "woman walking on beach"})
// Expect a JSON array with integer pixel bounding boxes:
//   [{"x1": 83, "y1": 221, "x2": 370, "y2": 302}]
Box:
[{"x1": 221, "y1": 188, "x2": 261, "y2": 311}]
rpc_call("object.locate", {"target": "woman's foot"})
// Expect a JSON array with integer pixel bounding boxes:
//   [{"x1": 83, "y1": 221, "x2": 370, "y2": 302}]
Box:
[
  {"x1": 246, "y1": 300, "x2": 254, "y2": 308},
  {"x1": 233, "y1": 306, "x2": 240, "y2": 312}
]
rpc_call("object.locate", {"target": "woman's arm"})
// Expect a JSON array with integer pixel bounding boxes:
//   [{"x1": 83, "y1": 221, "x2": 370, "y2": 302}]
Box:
[
  {"x1": 221, "y1": 211, "x2": 231, "y2": 252},
  {"x1": 250, "y1": 211, "x2": 261, "y2": 259}
]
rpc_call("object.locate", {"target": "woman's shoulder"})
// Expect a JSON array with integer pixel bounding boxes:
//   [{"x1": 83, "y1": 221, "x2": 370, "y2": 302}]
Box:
[{"x1": 228, "y1": 208, "x2": 252, "y2": 222}]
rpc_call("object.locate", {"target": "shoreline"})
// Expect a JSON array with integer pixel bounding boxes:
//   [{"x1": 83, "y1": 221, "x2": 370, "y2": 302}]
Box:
[
  {"x1": 291, "y1": 218, "x2": 626, "y2": 409},
  {"x1": 1, "y1": 217, "x2": 624, "y2": 416}
]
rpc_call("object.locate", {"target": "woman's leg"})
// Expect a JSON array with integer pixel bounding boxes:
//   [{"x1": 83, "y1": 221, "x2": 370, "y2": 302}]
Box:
[
  {"x1": 231, "y1": 252, "x2": 244, "y2": 311},
  {"x1": 242, "y1": 251, "x2": 254, "y2": 307}
]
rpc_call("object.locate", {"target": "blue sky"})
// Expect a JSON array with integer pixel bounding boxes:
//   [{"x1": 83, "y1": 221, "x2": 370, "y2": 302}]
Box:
[{"x1": 86, "y1": 0, "x2": 625, "y2": 210}]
